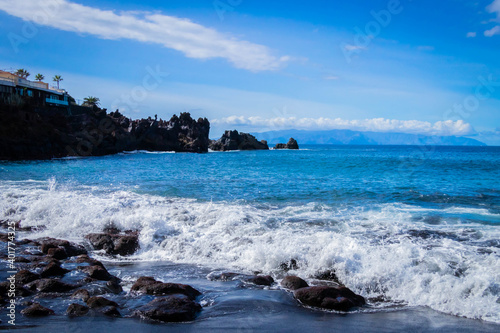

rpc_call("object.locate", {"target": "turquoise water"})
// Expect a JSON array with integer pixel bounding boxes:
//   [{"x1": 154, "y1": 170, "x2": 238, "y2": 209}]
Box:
[{"x1": 1, "y1": 145, "x2": 499, "y2": 324}]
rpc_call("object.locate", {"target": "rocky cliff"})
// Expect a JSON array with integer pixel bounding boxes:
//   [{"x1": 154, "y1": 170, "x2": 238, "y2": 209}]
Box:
[{"x1": 0, "y1": 104, "x2": 210, "y2": 160}]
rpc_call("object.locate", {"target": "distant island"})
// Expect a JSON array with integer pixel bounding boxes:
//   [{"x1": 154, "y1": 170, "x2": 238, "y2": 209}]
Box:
[{"x1": 251, "y1": 129, "x2": 486, "y2": 146}]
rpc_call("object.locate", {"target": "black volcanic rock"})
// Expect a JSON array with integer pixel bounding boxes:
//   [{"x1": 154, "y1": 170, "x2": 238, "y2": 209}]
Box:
[
  {"x1": 210, "y1": 130, "x2": 269, "y2": 151},
  {"x1": 131, "y1": 276, "x2": 201, "y2": 300},
  {"x1": 294, "y1": 286, "x2": 365, "y2": 311},
  {"x1": 133, "y1": 295, "x2": 202, "y2": 323},
  {"x1": 274, "y1": 138, "x2": 299, "y2": 150},
  {"x1": 86, "y1": 232, "x2": 139, "y2": 256}
]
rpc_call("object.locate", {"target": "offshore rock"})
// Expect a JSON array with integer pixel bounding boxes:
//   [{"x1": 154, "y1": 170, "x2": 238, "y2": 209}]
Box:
[
  {"x1": 274, "y1": 138, "x2": 299, "y2": 150},
  {"x1": 210, "y1": 130, "x2": 269, "y2": 151}
]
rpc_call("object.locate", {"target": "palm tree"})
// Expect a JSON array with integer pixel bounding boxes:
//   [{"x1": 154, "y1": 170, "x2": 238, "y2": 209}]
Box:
[
  {"x1": 53, "y1": 75, "x2": 63, "y2": 89},
  {"x1": 83, "y1": 96, "x2": 100, "y2": 108},
  {"x1": 15, "y1": 69, "x2": 30, "y2": 79},
  {"x1": 35, "y1": 74, "x2": 45, "y2": 82}
]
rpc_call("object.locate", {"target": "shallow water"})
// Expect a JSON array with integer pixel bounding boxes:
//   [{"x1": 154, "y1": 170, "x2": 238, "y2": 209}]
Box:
[{"x1": 1, "y1": 145, "x2": 499, "y2": 328}]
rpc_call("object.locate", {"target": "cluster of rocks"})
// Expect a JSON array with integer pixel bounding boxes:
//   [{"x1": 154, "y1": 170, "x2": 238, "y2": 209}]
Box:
[
  {"x1": 274, "y1": 138, "x2": 299, "y2": 150},
  {"x1": 0, "y1": 103, "x2": 210, "y2": 160},
  {"x1": 208, "y1": 270, "x2": 365, "y2": 312},
  {"x1": 0, "y1": 229, "x2": 204, "y2": 323},
  {"x1": 0, "y1": 225, "x2": 365, "y2": 326},
  {"x1": 209, "y1": 130, "x2": 300, "y2": 152}
]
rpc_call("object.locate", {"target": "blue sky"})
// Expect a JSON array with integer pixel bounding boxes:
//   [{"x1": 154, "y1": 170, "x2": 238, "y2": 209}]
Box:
[{"x1": 0, "y1": 0, "x2": 499, "y2": 144}]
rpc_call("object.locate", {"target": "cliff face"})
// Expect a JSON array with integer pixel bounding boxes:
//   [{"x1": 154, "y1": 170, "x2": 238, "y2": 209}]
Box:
[{"x1": 0, "y1": 104, "x2": 210, "y2": 160}]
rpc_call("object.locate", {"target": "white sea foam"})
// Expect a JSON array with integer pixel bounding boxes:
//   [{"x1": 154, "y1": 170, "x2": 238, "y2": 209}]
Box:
[{"x1": 1, "y1": 180, "x2": 499, "y2": 323}]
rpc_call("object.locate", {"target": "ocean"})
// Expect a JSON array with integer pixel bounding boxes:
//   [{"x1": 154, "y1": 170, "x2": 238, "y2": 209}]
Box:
[{"x1": 1, "y1": 145, "x2": 499, "y2": 332}]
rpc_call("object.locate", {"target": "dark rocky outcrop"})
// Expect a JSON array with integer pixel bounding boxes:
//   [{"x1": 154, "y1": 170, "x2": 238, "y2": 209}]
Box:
[
  {"x1": 71, "y1": 289, "x2": 90, "y2": 302},
  {"x1": 40, "y1": 261, "x2": 70, "y2": 278},
  {"x1": 0, "y1": 101, "x2": 211, "y2": 160},
  {"x1": 40, "y1": 238, "x2": 87, "y2": 257},
  {"x1": 245, "y1": 275, "x2": 274, "y2": 286},
  {"x1": 80, "y1": 265, "x2": 113, "y2": 281},
  {"x1": 281, "y1": 276, "x2": 309, "y2": 290},
  {"x1": 85, "y1": 232, "x2": 139, "y2": 256},
  {"x1": 66, "y1": 303, "x2": 89, "y2": 317},
  {"x1": 15, "y1": 270, "x2": 41, "y2": 285},
  {"x1": 26, "y1": 278, "x2": 77, "y2": 293},
  {"x1": 293, "y1": 286, "x2": 365, "y2": 311},
  {"x1": 86, "y1": 296, "x2": 118, "y2": 309},
  {"x1": 133, "y1": 295, "x2": 202, "y2": 323},
  {"x1": 21, "y1": 303, "x2": 55, "y2": 317},
  {"x1": 274, "y1": 137, "x2": 299, "y2": 150},
  {"x1": 210, "y1": 130, "x2": 269, "y2": 151},
  {"x1": 131, "y1": 277, "x2": 201, "y2": 300}
]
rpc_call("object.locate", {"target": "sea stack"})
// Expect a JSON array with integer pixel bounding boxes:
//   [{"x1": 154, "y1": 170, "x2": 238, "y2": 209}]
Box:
[{"x1": 274, "y1": 138, "x2": 299, "y2": 150}]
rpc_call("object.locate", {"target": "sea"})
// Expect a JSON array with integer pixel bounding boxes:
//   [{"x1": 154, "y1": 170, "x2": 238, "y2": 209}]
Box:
[{"x1": 0, "y1": 145, "x2": 499, "y2": 332}]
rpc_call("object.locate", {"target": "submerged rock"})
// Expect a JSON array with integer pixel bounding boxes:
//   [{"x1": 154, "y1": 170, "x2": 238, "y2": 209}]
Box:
[
  {"x1": 210, "y1": 130, "x2": 269, "y2": 151},
  {"x1": 133, "y1": 295, "x2": 202, "y2": 323},
  {"x1": 21, "y1": 303, "x2": 55, "y2": 317},
  {"x1": 293, "y1": 286, "x2": 365, "y2": 311},
  {"x1": 131, "y1": 276, "x2": 201, "y2": 300},
  {"x1": 281, "y1": 276, "x2": 309, "y2": 290},
  {"x1": 274, "y1": 138, "x2": 299, "y2": 150}
]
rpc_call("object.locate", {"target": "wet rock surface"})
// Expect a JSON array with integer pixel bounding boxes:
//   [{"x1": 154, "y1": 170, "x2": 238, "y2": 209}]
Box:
[
  {"x1": 85, "y1": 232, "x2": 139, "y2": 256},
  {"x1": 281, "y1": 276, "x2": 309, "y2": 290},
  {"x1": 133, "y1": 295, "x2": 202, "y2": 323},
  {"x1": 131, "y1": 276, "x2": 201, "y2": 300},
  {"x1": 294, "y1": 286, "x2": 366, "y2": 311}
]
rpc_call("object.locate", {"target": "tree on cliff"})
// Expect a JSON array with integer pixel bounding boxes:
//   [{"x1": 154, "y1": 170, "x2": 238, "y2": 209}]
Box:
[
  {"x1": 83, "y1": 96, "x2": 100, "y2": 108},
  {"x1": 35, "y1": 74, "x2": 45, "y2": 82},
  {"x1": 53, "y1": 75, "x2": 63, "y2": 89},
  {"x1": 15, "y1": 69, "x2": 30, "y2": 79}
]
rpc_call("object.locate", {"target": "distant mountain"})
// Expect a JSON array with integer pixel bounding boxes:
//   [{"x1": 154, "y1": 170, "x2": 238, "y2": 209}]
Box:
[{"x1": 250, "y1": 129, "x2": 486, "y2": 146}]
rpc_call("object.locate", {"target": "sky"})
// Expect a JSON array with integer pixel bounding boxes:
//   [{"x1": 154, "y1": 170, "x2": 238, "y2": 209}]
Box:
[{"x1": 0, "y1": 0, "x2": 499, "y2": 144}]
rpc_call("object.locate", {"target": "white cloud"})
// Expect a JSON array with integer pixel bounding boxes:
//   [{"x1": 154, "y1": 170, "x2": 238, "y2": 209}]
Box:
[
  {"x1": 485, "y1": 0, "x2": 500, "y2": 36},
  {"x1": 343, "y1": 44, "x2": 366, "y2": 51},
  {"x1": 211, "y1": 116, "x2": 476, "y2": 136},
  {"x1": 485, "y1": 26, "x2": 500, "y2": 36},
  {"x1": 466, "y1": 32, "x2": 477, "y2": 38},
  {"x1": 0, "y1": 0, "x2": 287, "y2": 71}
]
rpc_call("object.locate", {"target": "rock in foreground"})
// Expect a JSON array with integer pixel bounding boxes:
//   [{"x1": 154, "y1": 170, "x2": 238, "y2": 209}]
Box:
[
  {"x1": 133, "y1": 295, "x2": 202, "y2": 323},
  {"x1": 294, "y1": 286, "x2": 365, "y2": 311},
  {"x1": 131, "y1": 276, "x2": 201, "y2": 300}
]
